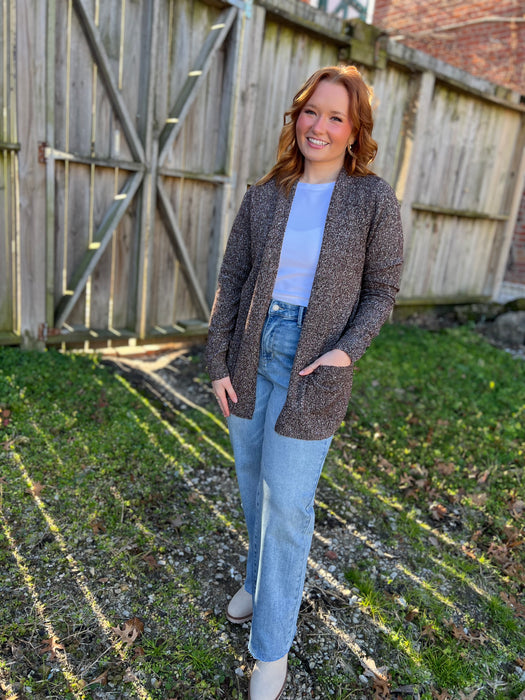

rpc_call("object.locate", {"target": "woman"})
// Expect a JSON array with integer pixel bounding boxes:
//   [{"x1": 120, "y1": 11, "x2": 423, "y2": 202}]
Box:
[{"x1": 206, "y1": 65, "x2": 403, "y2": 700}]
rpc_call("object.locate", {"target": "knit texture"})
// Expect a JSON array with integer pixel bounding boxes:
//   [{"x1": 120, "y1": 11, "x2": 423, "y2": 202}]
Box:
[{"x1": 206, "y1": 169, "x2": 403, "y2": 440}]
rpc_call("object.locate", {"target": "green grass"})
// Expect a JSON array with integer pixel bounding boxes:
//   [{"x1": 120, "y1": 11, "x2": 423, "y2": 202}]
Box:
[
  {"x1": 0, "y1": 323, "x2": 524, "y2": 699},
  {"x1": 323, "y1": 324, "x2": 525, "y2": 698}
]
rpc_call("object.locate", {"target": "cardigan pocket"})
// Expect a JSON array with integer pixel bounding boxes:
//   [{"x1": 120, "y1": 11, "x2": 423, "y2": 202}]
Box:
[{"x1": 300, "y1": 365, "x2": 353, "y2": 419}]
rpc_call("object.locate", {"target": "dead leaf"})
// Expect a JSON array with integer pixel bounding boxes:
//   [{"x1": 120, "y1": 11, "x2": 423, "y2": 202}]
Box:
[
  {"x1": 89, "y1": 670, "x2": 108, "y2": 686},
  {"x1": 410, "y1": 463, "x2": 428, "y2": 477},
  {"x1": 326, "y1": 550, "x2": 338, "y2": 560},
  {"x1": 90, "y1": 519, "x2": 106, "y2": 535},
  {"x1": 509, "y1": 499, "x2": 525, "y2": 519},
  {"x1": 477, "y1": 469, "x2": 490, "y2": 484},
  {"x1": 113, "y1": 617, "x2": 144, "y2": 646},
  {"x1": 461, "y1": 544, "x2": 477, "y2": 559},
  {"x1": 2, "y1": 408, "x2": 11, "y2": 427},
  {"x1": 435, "y1": 461, "x2": 455, "y2": 476},
  {"x1": 445, "y1": 621, "x2": 487, "y2": 645},
  {"x1": 122, "y1": 667, "x2": 139, "y2": 683},
  {"x1": 28, "y1": 482, "x2": 45, "y2": 497},
  {"x1": 430, "y1": 503, "x2": 447, "y2": 521},
  {"x1": 487, "y1": 542, "x2": 511, "y2": 565},
  {"x1": 142, "y1": 553, "x2": 159, "y2": 569},
  {"x1": 10, "y1": 643, "x2": 24, "y2": 660},
  {"x1": 431, "y1": 690, "x2": 450, "y2": 700},
  {"x1": 398, "y1": 474, "x2": 415, "y2": 490},
  {"x1": 420, "y1": 625, "x2": 436, "y2": 641},
  {"x1": 405, "y1": 607, "x2": 419, "y2": 622},
  {"x1": 373, "y1": 676, "x2": 391, "y2": 699},
  {"x1": 458, "y1": 690, "x2": 480, "y2": 700},
  {"x1": 361, "y1": 658, "x2": 391, "y2": 699},
  {"x1": 500, "y1": 592, "x2": 525, "y2": 618},
  {"x1": 378, "y1": 456, "x2": 395, "y2": 472},
  {"x1": 470, "y1": 493, "x2": 487, "y2": 506},
  {"x1": 40, "y1": 636, "x2": 65, "y2": 659},
  {"x1": 503, "y1": 526, "x2": 523, "y2": 548}
]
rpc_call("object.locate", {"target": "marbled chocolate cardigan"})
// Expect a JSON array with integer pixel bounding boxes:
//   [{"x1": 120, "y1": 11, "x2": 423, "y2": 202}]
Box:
[{"x1": 206, "y1": 168, "x2": 403, "y2": 440}]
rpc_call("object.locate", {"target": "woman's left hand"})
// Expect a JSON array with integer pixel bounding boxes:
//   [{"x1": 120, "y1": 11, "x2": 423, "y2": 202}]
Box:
[{"x1": 298, "y1": 349, "x2": 352, "y2": 376}]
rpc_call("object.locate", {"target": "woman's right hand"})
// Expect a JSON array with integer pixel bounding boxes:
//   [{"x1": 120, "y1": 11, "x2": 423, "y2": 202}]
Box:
[{"x1": 212, "y1": 376, "x2": 238, "y2": 417}]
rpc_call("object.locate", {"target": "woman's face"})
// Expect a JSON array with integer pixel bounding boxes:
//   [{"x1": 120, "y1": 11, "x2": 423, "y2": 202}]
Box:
[{"x1": 295, "y1": 80, "x2": 354, "y2": 172}]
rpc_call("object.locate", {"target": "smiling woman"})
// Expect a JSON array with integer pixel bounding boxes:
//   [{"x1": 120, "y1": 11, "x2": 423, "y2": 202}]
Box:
[{"x1": 205, "y1": 64, "x2": 403, "y2": 700}]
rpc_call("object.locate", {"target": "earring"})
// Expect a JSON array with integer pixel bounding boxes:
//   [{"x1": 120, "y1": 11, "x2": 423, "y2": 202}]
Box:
[{"x1": 347, "y1": 141, "x2": 355, "y2": 156}]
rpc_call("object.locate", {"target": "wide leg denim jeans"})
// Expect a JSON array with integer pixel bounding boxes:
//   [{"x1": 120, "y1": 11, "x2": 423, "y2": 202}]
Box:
[{"x1": 228, "y1": 300, "x2": 333, "y2": 662}]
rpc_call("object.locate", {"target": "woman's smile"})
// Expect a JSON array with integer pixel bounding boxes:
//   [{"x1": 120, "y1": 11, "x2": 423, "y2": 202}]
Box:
[{"x1": 305, "y1": 136, "x2": 329, "y2": 148}]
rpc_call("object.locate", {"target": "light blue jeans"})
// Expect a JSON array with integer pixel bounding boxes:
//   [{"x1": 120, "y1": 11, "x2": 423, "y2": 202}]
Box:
[{"x1": 228, "y1": 300, "x2": 333, "y2": 662}]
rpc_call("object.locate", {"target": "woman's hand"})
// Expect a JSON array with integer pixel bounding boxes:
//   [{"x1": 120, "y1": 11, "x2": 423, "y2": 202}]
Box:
[
  {"x1": 299, "y1": 349, "x2": 351, "y2": 376},
  {"x1": 212, "y1": 376, "x2": 238, "y2": 417}
]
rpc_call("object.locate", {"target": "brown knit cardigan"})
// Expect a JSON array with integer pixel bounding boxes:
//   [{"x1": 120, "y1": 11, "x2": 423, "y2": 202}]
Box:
[{"x1": 206, "y1": 168, "x2": 403, "y2": 440}]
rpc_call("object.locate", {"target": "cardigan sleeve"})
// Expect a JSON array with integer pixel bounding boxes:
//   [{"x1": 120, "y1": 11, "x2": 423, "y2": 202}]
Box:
[
  {"x1": 334, "y1": 181, "x2": 403, "y2": 363},
  {"x1": 205, "y1": 188, "x2": 254, "y2": 381}
]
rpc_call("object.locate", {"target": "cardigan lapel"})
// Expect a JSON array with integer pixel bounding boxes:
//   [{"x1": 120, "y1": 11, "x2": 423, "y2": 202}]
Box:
[{"x1": 307, "y1": 171, "x2": 358, "y2": 308}]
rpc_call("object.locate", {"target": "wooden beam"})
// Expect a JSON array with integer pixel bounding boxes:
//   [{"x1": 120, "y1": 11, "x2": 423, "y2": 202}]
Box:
[
  {"x1": 158, "y1": 166, "x2": 230, "y2": 184},
  {"x1": 158, "y1": 6, "x2": 237, "y2": 164},
  {"x1": 44, "y1": 147, "x2": 145, "y2": 172},
  {"x1": 489, "y1": 144, "x2": 525, "y2": 297},
  {"x1": 72, "y1": 0, "x2": 145, "y2": 164},
  {"x1": 134, "y1": 0, "x2": 160, "y2": 339},
  {"x1": 157, "y1": 180, "x2": 211, "y2": 320},
  {"x1": 411, "y1": 202, "x2": 509, "y2": 222},
  {"x1": 0, "y1": 141, "x2": 20, "y2": 151},
  {"x1": 45, "y1": 0, "x2": 56, "y2": 328},
  {"x1": 208, "y1": 11, "x2": 244, "y2": 305},
  {"x1": 54, "y1": 171, "x2": 144, "y2": 328}
]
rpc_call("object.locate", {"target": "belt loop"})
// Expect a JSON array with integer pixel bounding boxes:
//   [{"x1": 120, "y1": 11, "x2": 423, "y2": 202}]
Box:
[{"x1": 298, "y1": 305, "x2": 305, "y2": 327}]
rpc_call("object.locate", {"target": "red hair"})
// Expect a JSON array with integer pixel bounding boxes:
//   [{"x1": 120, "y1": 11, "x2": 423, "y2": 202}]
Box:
[{"x1": 258, "y1": 65, "x2": 377, "y2": 195}]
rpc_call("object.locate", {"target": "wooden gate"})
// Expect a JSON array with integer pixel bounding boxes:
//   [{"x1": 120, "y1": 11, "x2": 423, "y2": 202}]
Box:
[{"x1": 41, "y1": 0, "x2": 245, "y2": 346}]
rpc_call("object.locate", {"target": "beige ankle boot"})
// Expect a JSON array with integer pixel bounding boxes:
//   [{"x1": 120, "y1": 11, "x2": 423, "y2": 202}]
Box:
[
  {"x1": 248, "y1": 654, "x2": 288, "y2": 700},
  {"x1": 226, "y1": 585, "x2": 253, "y2": 623}
]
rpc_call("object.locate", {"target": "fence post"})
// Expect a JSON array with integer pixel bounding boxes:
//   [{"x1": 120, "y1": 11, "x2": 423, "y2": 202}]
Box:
[{"x1": 17, "y1": 0, "x2": 48, "y2": 348}]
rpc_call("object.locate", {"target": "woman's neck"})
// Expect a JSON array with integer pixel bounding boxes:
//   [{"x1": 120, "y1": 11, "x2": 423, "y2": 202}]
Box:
[{"x1": 300, "y1": 162, "x2": 342, "y2": 185}]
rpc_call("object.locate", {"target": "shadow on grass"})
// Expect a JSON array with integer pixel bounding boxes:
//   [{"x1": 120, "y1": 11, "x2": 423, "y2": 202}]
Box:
[{"x1": 0, "y1": 324, "x2": 524, "y2": 699}]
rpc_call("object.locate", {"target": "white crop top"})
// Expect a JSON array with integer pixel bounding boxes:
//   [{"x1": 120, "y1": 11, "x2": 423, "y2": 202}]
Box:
[{"x1": 272, "y1": 180, "x2": 335, "y2": 307}]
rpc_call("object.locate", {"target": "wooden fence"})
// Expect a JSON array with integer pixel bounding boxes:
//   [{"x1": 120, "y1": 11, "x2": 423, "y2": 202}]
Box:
[{"x1": 1, "y1": 0, "x2": 525, "y2": 348}]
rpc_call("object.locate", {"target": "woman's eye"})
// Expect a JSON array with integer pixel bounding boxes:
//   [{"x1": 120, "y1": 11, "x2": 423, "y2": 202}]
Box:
[
  {"x1": 304, "y1": 109, "x2": 316, "y2": 115},
  {"x1": 331, "y1": 116, "x2": 342, "y2": 122}
]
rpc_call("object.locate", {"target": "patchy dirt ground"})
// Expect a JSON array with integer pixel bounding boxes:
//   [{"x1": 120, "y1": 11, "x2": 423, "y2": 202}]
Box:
[{"x1": 3, "y1": 331, "x2": 523, "y2": 700}]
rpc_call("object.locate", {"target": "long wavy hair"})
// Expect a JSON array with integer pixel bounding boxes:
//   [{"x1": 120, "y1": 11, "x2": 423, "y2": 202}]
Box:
[{"x1": 258, "y1": 65, "x2": 378, "y2": 195}]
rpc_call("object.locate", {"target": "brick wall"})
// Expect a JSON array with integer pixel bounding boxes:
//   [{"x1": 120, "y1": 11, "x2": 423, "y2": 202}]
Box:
[
  {"x1": 373, "y1": 0, "x2": 525, "y2": 94},
  {"x1": 372, "y1": 0, "x2": 525, "y2": 292}
]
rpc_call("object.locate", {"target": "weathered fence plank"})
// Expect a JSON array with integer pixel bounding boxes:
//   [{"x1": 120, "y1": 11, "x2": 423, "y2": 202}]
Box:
[{"x1": 17, "y1": 0, "x2": 47, "y2": 346}]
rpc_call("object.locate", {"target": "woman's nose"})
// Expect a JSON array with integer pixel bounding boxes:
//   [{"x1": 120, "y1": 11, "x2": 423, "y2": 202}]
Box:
[{"x1": 311, "y1": 116, "x2": 326, "y2": 133}]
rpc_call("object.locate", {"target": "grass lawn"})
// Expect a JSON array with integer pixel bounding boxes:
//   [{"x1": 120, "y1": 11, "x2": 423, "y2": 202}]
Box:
[{"x1": 0, "y1": 323, "x2": 524, "y2": 700}]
